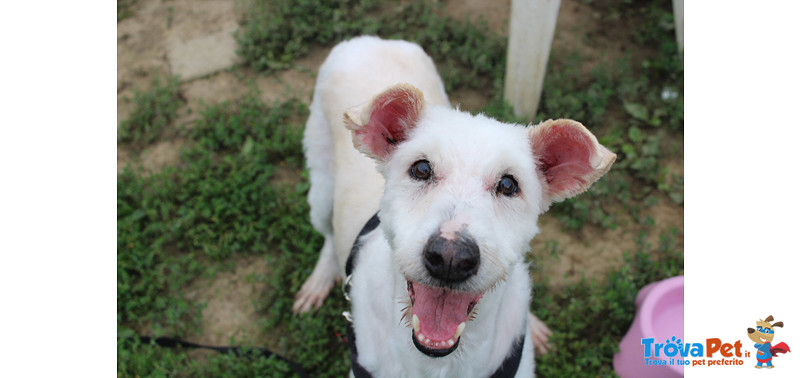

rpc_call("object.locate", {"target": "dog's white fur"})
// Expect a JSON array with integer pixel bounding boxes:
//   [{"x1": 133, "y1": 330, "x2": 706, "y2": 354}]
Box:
[{"x1": 295, "y1": 36, "x2": 615, "y2": 377}]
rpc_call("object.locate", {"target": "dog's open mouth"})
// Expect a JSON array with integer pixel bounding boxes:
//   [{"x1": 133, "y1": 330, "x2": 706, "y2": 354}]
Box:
[{"x1": 406, "y1": 281, "x2": 483, "y2": 357}]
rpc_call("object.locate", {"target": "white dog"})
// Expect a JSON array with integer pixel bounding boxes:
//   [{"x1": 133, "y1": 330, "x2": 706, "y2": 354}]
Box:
[{"x1": 293, "y1": 36, "x2": 615, "y2": 377}]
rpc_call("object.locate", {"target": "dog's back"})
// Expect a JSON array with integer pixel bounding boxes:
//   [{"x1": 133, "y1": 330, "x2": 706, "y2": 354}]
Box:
[{"x1": 308, "y1": 36, "x2": 451, "y2": 275}]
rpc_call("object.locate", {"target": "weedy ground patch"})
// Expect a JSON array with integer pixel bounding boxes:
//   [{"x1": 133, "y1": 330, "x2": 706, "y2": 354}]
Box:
[
  {"x1": 118, "y1": 74, "x2": 184, "y2": 146},
  {"x1": 118, "y1": 0, "x2": 138, "y2": 21},
  {"x1": 118, "y1": 0, "x2": 682, "y2": 375},
  {"x1": 118, "y1": 89, "x2": 351, "y2": 375}
]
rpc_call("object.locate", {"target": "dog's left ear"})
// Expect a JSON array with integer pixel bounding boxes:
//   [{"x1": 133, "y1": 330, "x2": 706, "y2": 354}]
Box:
[
  {"x1": 344, "y1": 84, "x2": 425, "y2": 161},
  {"x1": 529, "y1": 119, "x2": 616, "y2": 205}
]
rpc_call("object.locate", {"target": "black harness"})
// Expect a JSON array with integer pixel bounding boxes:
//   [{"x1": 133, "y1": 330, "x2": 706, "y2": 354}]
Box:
[{"x1": 344, "y1": 213, "x2": 526, "y2": 378}]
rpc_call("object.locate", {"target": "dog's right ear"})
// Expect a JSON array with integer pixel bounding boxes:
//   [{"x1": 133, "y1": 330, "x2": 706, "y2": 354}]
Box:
[{"x1": 344, "y1": 84, "x2": 425, "y2": 161}]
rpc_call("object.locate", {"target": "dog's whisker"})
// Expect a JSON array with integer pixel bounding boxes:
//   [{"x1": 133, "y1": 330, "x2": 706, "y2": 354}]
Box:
[
  {"x1": 398, "y1": 296, "x2": 413, "y2": 327},
  {"x1": 480, "y1": 248, "x2": 505, "y2": 269}
]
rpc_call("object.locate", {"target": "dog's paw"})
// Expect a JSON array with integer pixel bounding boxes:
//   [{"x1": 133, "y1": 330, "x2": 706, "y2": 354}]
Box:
[
  {"x1": 293, "y1": 257, "x2": 341, "y2": 314},
  {"x1": 293, "y1": 269, "x2": 339, "y2": 314},
  {"x1": 293, "y1": 237, "x2": 340, "y2": 314},
  {"x1": 528, "y1": 312, "x2": 554, "y2": 355}
]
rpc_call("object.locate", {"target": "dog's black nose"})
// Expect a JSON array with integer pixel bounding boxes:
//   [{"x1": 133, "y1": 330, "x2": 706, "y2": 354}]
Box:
[
  {"x1": 748, "y1": 328, "x2": 755, "y2": 334},
  {"x1": 423, "y1": 233, "x2": 480, "y2": 283}
]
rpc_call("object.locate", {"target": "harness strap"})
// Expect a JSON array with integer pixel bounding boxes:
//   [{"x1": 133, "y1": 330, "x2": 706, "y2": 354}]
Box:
[
  {"x1": 346, "y1": 212, "x2": 381, "y2": 378},
  {"x1": 489, "y1": 334, "x2": 525, "y2": 378},
  {"x1": 344, "y1": 212, "x2": 526, "y2": 377},
  {"x1": 348, "y1": 322, "x2": 373, "y2": 378},
  {"x1": 345, "y1": 213, "x2": 381, "y2": 277}
]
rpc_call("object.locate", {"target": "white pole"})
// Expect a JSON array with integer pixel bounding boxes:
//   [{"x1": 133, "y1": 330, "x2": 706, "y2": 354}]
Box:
[
  {"x1": 672, "y1": 0, "x2": 684, "y2": 52},
  {"x1": 504, "y1": 0, "x2": 561, "y2": 121}
]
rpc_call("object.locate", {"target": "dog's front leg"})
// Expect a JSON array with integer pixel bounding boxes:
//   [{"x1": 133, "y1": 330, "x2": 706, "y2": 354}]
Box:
[
  {"x1": 293, "y1": 236, "x2": 339, "y2": 313},
  {"x1": 529, "y1": 312, "x2": 553, "y2": 355}
]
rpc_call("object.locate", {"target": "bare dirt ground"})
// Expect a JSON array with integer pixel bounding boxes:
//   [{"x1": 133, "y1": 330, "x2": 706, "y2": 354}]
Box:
[
  {"x1": 183, "y1": 256, "x2": 270, "y2": 346},
  {"x1": 118, "y1": 0, "x2": 683, "y2": 347}
]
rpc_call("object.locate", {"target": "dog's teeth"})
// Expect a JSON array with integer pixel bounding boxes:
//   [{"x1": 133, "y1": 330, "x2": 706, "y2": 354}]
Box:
[
  {"x1": 447, "y1": 338, "x2": 455, "y2": 347},
  {"x1": 412, "y1": 314, "x2": 420, "y2": 333},
  {"x1": 454, "y1": 322, "x2": 466, "y2": 339}
]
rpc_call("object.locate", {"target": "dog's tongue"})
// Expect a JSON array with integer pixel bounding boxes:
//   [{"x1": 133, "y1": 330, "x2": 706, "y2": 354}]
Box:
[{"x1": 411, "y1": 282, "x2": 479, "y2": 341}]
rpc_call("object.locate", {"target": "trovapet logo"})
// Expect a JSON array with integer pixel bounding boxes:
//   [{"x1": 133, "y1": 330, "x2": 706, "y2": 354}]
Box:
[
  {"x1": 641, "y1": 337, "x2": 745, "y2": 367},
  {"x1": 639, "y1": 314, "x2": 792, "y2": 370}
]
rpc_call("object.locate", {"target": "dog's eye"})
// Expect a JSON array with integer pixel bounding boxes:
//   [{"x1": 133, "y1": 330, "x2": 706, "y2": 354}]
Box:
[
  {"x1": 410, "y1": 160, "x2": 433, "y2": 181},
  {"x1": 497, "y1": 175, "x2": 519, "y2": 197}
]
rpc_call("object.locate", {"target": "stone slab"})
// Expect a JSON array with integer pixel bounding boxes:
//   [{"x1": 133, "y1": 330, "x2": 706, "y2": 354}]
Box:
[{"x1": 168, "y1": 27, "x2": 239, "y2": 81}]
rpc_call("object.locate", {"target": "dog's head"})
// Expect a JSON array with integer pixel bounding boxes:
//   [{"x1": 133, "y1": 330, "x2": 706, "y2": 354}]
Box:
[
  {"x1": 345, "y1": 84, "x2": 615, "y2": 357},
  {"x1": 747, "y1": 315, "x2": 783, "y2": 344}
]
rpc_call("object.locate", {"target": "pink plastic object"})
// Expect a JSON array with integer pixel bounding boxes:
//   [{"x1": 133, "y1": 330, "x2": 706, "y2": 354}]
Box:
[{"x1": 613, "y1": 276, "x2": 684, "y2": 378}]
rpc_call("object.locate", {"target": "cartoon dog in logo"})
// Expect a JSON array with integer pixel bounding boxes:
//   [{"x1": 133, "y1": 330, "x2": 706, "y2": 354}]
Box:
[{"x1": 747, "y1": 315, "x2": 791, "y2": 368}]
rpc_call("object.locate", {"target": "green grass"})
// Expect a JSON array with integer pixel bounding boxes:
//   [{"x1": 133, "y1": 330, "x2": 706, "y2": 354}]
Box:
[
  {"x1": 532, "y1": 228, "x2": 683, "y2": 376},
  {"x1": 235, "y1": 0, "x2": 381, "y2": 72},
  {"x1": 118, "y1": 87, "x2": 351, "y2": 376},
  {"x1": 235, "y1": 0, "x2": 505, "y2": 93},
  {"x1": 118, "y1": 89, "x2": 304, "y2": 335},
  {"x1": 118, "y1": 0, "x2": 138, "y2": 22},
  {"x1": 118, "y1": 74, "x2": 184, "y2": 146},
  {"x1": 118, "y1": 0, "x2": 683, "y2": 375}
]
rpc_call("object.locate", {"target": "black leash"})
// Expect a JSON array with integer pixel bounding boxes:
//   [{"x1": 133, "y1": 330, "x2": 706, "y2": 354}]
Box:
[
  {"x1": 122, "y1": 334, "x2": 311, "y2": 377},
  {"x1": 344, "y1": 213, "x2": 526, "y2": 378}
]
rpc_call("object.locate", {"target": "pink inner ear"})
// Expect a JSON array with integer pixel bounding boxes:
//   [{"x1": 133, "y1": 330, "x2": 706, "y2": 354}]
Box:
[
  {"x1": 534, "y1": 123, "x2": 595, "y2": 196},
  {"x1": 355, "y1": 87, "x2": 421, "y2": 159}
]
